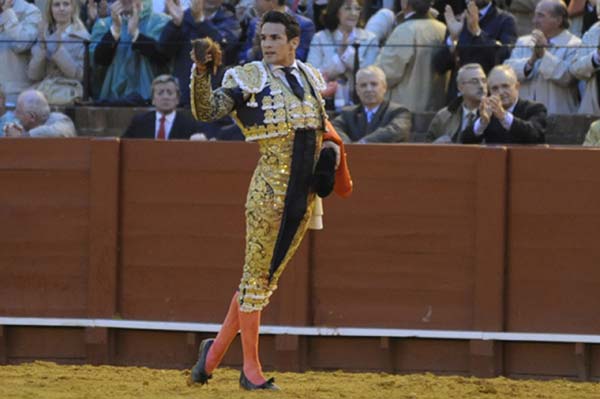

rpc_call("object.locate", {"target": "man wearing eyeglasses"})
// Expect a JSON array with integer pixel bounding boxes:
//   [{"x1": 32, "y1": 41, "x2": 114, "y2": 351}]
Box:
[{"x1": 426, "y1": 63, "x2": 487, "y2": 143}]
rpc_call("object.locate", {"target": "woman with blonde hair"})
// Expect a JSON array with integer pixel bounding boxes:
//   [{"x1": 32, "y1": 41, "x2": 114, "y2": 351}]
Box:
[{"x1": 28, "y1": 0, "x2": 90, "y2": 105}]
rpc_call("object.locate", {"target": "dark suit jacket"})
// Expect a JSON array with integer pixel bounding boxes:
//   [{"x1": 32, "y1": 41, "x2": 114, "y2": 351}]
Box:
[
  {"x1": 331, "y1": 100, "x2": 411, "y2": 143},
  {"x1": 461, "y1": 98, "x2": 547, "y2": 144},
  {"x1": 122, "y1": 111, "x2": 202, "y2": 140},
  {"x1": 434, "y1": 5, "x2": 517, "y2": 101}
]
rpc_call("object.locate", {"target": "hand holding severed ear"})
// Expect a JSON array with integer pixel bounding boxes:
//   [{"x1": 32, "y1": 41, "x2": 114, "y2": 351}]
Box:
[{"x1": 190, "y1": 37, "x2": 222, "y2": 75}]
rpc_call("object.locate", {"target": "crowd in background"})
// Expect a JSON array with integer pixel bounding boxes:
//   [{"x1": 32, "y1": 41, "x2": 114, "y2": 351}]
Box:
[{"x1": 2, "y1": 0, "x2": 600, "y2": 143}]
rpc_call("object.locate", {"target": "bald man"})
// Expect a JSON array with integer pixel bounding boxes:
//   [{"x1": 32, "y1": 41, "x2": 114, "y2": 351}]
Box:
[
  {"x1": 461, "y1": 65, "x2": 547, "y2": 144},
  {"x1": 3, "y1": 90, "x2": 76, "y2": 137},
  {"x1": 504, "y1": 0, "x2": 581, "y2": 114}
]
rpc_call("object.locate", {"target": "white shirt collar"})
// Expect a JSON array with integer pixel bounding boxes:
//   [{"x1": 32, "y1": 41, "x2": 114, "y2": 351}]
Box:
[
  {"x1": 479, "y1": 2, "x2": 492, "y2": 18},
  {"x1": 156, "y1": 110, "x2": 176, "y2": 122},
  {"x1": 403, "y1": 11, "x2": 416, "y2": 19},
  {"x1": 270, "y1": 60, "x2": 299, "y2": 71},
  {"x1": 462, "y1": 104, "x2": 478, "y2": 117},
  {"x1": 364, "y1": 104, "x2": 380, "y2": 114}
]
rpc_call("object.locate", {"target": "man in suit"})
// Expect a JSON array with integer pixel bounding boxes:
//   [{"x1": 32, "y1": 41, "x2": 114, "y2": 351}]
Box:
[
  {"x1": 332, "y1": 65, "x2": 411, "y2": 143},
  {"x1": 426, "y1": 63, "x2": 487, "y2": 143},
  {"x1": 239, "y1": 0, "x2": 315, "y2": 63},
  {"x1": 461, "y1": 64, "x2": 546, "y2": 144},
  {"x1": 123, "y1": 75, "x2": 204, "y2": 140},
  {"x1": 434, "y1": 0, "x2": 517, "y2": 102}
]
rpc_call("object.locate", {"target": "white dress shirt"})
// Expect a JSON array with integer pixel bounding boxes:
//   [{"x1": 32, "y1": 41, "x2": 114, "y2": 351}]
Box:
[{"x1": 270, "y1": 61, "x2": 305, "y2": 90}]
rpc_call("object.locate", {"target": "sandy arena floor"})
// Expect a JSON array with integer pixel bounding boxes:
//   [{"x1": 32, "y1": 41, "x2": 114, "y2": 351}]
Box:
[{"x1": 1, "y1": 361, "x2": 600, "y2": 399}]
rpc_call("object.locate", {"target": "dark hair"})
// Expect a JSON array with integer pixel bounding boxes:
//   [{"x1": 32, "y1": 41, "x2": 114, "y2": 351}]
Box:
[
  {"x1": 407, "y1": 0, "x2": 431, "y2": 15},
  {"x1": 322, "y1": 0, "x2": 364, "y2": 32},
  {"x1": 550, "y1": 0, "x2": 570, "y2": 29},
  {"x1": 277, "y1": 0, "x2": 286, "y2": 6},
  {"x1": 260, "y1": 11, "x2": 301, "y2": 40}
]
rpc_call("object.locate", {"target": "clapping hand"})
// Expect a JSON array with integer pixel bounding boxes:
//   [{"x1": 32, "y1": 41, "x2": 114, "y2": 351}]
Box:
[
  {"x1": 465, "y1": 0, "x2": 481, "y2": 36},
  {"x1": 488, "y1": 95, "x2": 506, "y2": 120},
  {"x1": 128, "y1": 0, "x2": 142, "y2": 38},
  {"x1": 0, "y1": 0, "x2": 14, "y2": 14},
  {"x1": 445, "y1": 5, "x2": 464, "y2": 41},
  {"x1": 110, "y1": 0, "x2": 124, "y2": 36},
  {"x1": 165, "y1": 0, "x2": 183, "y2": 26},
  {"x1": 479, "y1": 97, "x2": 492, "y2": 126},
  {"x1": 531, "y1": 29, "x2": 547, "y2": 60}
]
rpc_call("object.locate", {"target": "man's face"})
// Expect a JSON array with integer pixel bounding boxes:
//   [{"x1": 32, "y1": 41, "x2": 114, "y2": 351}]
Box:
[
  {"x1": 488, "y1": 69, "x2": 519, "y2": 109},
  {"x1": 255, "y1": 0, "x2": 275, "y2": 14},
  {"x1": 356, "y1": 72, "x2": 386, "y2": 108},
  {"x1": 457, "y1": 67, "x2": 487, "y2": 103},
  {"x1": 14, "y1": 102, "x2": 38, "y2": 131},
  {"x1": 260, "y1": 22, "x2": 298, "y2": 66},
  {"x1": 533, "y1": 1, "x2": 561, "y2": 36},
  {"x1": 152, "y1": 81, "x2": 180, "y2": 114}
]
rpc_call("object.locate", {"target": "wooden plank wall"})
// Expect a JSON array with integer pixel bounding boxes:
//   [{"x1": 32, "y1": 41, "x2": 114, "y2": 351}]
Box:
[{"x1": 1, "y1": 139, "x2": 600, "y2": 379}]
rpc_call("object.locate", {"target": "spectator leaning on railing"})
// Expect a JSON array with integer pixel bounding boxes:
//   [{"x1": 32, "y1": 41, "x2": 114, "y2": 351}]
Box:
[
  {"x1": 2, "y1": 89, "x2": 76, "y2": 137},
  {"x1": 28, "y1": 0, "x2": 90, "y2": 105},
  {"x1": 0, "y1": 0, "x2": 42, "y2": 105},
  {"x1": 504, "y1": 0, "x2": 581, "y2": 114}
]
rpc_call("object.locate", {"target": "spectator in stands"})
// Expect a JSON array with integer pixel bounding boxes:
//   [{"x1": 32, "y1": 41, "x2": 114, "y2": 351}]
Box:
[
  {"x1": 375, "y1": 0, "x2": 447, "y2": 113},
  {"x1": 89, "y1": 0, "x2": 170, "y2": 104},
  {"x1": 239, "y1": 0, "x2": 315, "y2": 63},
  {"x1": 570, "y1": 4, "x2": 600, "y2": 115},
  {"x1": 426, "y1": 63, "x2": 487, "y2": 143},
  {"x1": 0, "y1": 0, "x2": 42, "y2": 105},
  {"x1": 568, "y1": 0, "x2": 597, "y2": 37},
  {"x1": 504, "y1": 0, "x2": 581, "y2": 114},
  {"x1": 123, "y1": 75, "x2": 206, "y2": 139},
  {"x1": 28, "y1": 0, "x2": 90, "y2": 106},
  {"x1": 332, "y1": 65, "x2": 411, "y2": 143},
  {"x1": 85, "y1": 0, "x2": 110, "y2": 31},
  {"x1": 160, "y1": 0, "x2": 223, "y2": 106},
  {"x1": 3, "y1": 90, "x2": 76, "y2": 137},
  {"x1": 307, "y1": 0, "x2": 379, "y2": 110},
  {"x1": 460, "y1": 65, "x2": 546, "y2": 144},
  {"x1": 202, "y1": 0, "x2": 241, "y2": 65},
  {"x1": 0, "y1": 85, "x2": 17, "y2": 135},
  {"x1": 583, "y1": 119, "x2": 600, "y2": 145},
  {"x1": 434, "y1": 0, "x2": 517, "y2": 103}
]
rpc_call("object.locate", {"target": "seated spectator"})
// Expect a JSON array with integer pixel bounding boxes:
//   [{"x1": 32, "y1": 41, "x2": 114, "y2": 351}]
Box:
[
  {"x1": 123, "y1": 75, "x2": 203, "y2": 139},
  {"x1": 3, "y1": 90, "x2": 76, "y2": 137},
  {"x1": 504, "y1": 0, "x2": 581, "y2": 114},
  {"x1": 0, "y1": 0, "x2": 42, "y2": 105},
  {"x1": 307, "y1": 0, "x2": 379, "y2": 110},
  {"x1": 583, "y1": 119, "x2": 600, "y2": 145},
  {"x1": 375, "y1": 0, "x2": 447, "y2": 113},
  {"x1": 28, "y1": 0, "x2": 90, "y2": 105},
  {"x1": 434, "y1": 0, "x2": 517, "y2": 103},
  {"x1": 202, "y1": 0, "x2": 241, "y2": 65},
  {"x1": 332, "y1": 66, "x2": 410, "y2": 143},
  {"x1": 90, "y1": 0, "x2": 170, "y2": 104},
  {"x1": 239, "y1": 0, "x2": 315, "y2": 63},
  {"x1": 461, "y1": 65, "x2": 546, "y2": 144},
  {"x1": 0, "y1": 85, "x2": 17, "y2": 135},
  {"x1": 567, "y1": 0, "x2": 597, "y2": 37},
  {"x1": 570, "y1": 5, "x2": 600, "y2": 115},
  {"x1": 160, "y1": 0, "x2": 223, "y2": 106},
  {"x1": 426, "y1": 63, "x2": 487, "y2": 143}
]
